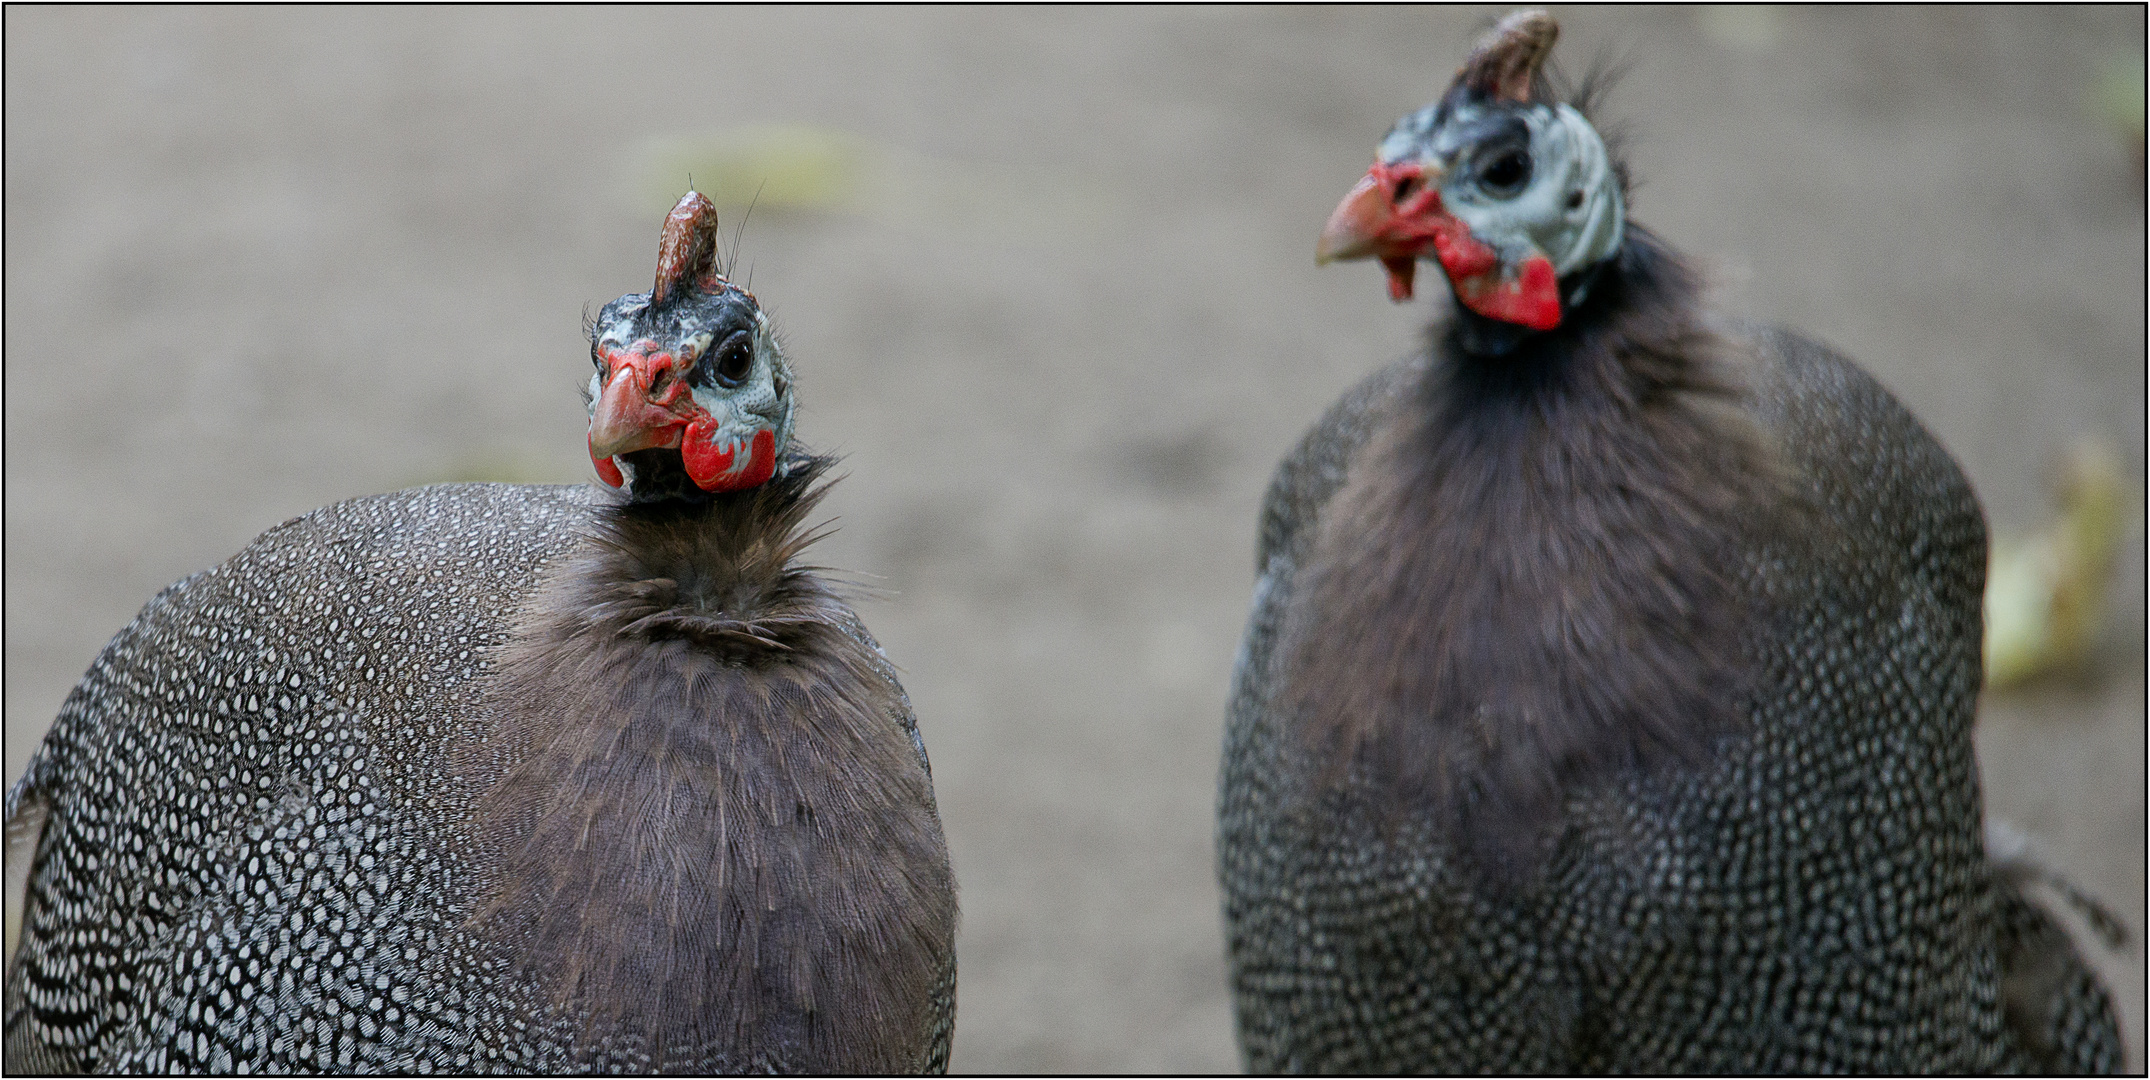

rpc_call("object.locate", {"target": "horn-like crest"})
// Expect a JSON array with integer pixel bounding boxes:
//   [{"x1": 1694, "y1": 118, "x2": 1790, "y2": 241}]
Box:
[
  {"x1": 653, "y1": 190, "x2": 721, "y2": 306},
  {"x1": 1455, "y1": 9, "x2": 1558, "y2": 104}
]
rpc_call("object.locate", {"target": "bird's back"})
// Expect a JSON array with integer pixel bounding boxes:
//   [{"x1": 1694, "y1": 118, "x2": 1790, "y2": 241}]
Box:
[
  {"x1": 6, "y1": 477, "x2": 955, "y2": 1073},
  {"x1": 1219, "y1": 322, "x2": 2122, "y2": 1071},
  {"x1": 6, "y1": 483, "x2": 598, "y2": 1071}
]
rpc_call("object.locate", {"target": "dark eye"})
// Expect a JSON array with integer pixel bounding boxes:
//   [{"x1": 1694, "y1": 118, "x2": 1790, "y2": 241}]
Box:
[
  {"x1": 707, "y1": 330, "x2": 754, "y2": 388},
  {"x1": 1393, "y1": 175, "x2": 1421, "y2": 203},
  {"x1": 1479, "y1": 149, "x2": 1531, "y2": 196}
]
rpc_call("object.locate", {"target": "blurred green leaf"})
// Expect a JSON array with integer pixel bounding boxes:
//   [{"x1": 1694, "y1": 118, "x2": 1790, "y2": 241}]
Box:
[{"x1": 2090, "y1": 55, "x2": 2145, "y2": 140}]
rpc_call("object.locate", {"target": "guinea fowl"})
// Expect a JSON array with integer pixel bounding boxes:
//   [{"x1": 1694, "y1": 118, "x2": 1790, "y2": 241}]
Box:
[
  {"x1": 1217, "y1": 11, "x2": 2123, "y2": 1073},
  {"x1": 4, "y1": 192, "x2": 957, "y2": 1073}
]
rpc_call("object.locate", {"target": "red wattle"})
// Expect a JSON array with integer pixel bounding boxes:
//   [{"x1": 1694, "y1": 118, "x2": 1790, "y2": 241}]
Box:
[
  {"x1": 738, "y1": 429, "x2": 777, "y2": 489},
  {"x1": 1381, "y1": 257, "x2": 1417, "y2": 302},
  {"x1": 1446, "y1": 250, "x2": 1562, "y2": 332},
  {"x1": 682, "y1": 423, "x2": 778, "y2": 492},
  {"x1": 681, "y1": 418, "x2": 726, "y2": 488},
  {"x1": 593, "y1": 451, "x2": 625, "y2": 488},
  {"x1": 1430, "y1": 218, "x2": 1499, "y2": 280}
]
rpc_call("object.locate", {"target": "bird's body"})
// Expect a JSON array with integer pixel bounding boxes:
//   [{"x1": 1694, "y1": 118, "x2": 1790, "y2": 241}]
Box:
[
  {"x1": 1218, "y1": 11, "x2": 2121, "y2": 1072},
  {"x1": 6, "y1": 194, "x2": 956, "y2": 1073}
]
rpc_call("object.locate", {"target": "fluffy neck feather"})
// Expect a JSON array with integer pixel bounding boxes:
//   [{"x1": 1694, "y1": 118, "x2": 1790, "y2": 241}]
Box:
[
  {"x1": 1279, "y1": 230, "x2": 1789, "y2": 887},
  {"x1": 462, "y1": 457, "x2": 954, "y2": 1071}
]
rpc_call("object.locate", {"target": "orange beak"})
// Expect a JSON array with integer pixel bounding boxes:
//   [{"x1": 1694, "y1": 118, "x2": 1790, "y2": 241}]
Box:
[
  {"x1": 1316, "y1": 160, "x2": 1452, "y2": 302},
  {"x1": 588, "y1": 343, "x2": 699, "y2": 486},
  {"x1": 1316, "y1": 172, "x2": 1393, "y2": 265}
]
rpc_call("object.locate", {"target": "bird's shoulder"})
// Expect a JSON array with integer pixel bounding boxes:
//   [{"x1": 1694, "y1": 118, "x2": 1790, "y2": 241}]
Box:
[
  {"x1": 1718, "y1": 320, "x2": 1986, "y2": 567},
  {"x1": 1255, "y1": 353, "x2": 1434, "y2": 579},
  {"x1": 14, "y1": 483, "x2": 606, "y2": 806}
]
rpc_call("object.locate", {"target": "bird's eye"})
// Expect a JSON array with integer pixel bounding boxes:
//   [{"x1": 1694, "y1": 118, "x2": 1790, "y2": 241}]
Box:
[
  {"x1": 1479, "y1": 149, "x2": 1531, "y2": 196},
  {"x1": 708, "y1": 331, "x2": 754, "y2": 388},
  {"x1": 1393, "y1": 175, "x2": 1421, "y2": 203}
]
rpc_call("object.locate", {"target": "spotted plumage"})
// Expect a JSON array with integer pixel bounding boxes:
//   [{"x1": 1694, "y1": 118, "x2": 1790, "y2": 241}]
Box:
[
  {"x1": 5, "y1": 193, "x2": 956, "y2": 1073},
  {"x1": 1218, "y1": 11, "x2": 2122, "y2": 1072}
]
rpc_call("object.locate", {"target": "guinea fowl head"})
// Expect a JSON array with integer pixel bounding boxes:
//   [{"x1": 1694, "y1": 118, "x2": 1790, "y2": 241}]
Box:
[
  {"x1": 587, "y1": 190, "x2": 796, "y2": 501},
  {"x1": 1317, "y1": 9, "x2": 1624, "y2": 334}
]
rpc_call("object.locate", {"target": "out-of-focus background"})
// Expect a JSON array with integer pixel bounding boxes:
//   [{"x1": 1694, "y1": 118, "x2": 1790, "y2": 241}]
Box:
[{"x1": 5, "y1": 6, "x2": 2142, "y2": 1072}]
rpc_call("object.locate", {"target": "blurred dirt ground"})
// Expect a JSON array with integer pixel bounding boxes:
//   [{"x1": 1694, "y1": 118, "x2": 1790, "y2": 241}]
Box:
[{"x1": 5, "y1": 6, "x2": 2142, "y2": 1072}]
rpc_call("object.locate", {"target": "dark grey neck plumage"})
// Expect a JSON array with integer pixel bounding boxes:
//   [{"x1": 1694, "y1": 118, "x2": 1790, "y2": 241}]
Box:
[
  {"x1": 1279, "y1": 227, "x2": 1785, "y2": 887},
  {"x1": 462, "y1": 455, "x2": 956, "y2": 1070}
]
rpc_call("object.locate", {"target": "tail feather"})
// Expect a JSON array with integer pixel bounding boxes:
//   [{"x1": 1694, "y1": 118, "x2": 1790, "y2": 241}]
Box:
[{"x1": 1987, "y1": 820, "x2": 2127, "y2": 1072}]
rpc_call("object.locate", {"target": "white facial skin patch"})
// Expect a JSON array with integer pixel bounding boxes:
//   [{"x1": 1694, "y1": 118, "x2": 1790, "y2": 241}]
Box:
[
  {"x1": 1436, "y1": 103, "x2": 1624, "y2": 279},
  {"x1": 687, "y1": 310, "x2": 794, "y2": 462}
]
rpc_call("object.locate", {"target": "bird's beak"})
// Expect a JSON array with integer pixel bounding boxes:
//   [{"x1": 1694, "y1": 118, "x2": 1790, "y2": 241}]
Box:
[
  {"x1": 1317, "y1": 160, "x2": 1446, "y2": 303},
  {"x1": 588, "y1": 343, "x2": 693, "y2": 486},
  {"x1": 1316, "y1": 172, "x2": 1392, "y2": 265}
]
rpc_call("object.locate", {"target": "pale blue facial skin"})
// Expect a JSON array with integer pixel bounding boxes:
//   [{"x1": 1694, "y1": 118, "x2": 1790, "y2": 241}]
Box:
[
  {"x1": 1377, "y1": 98, "x2": 1625, "y2": 280},
  {"x1": 681, "y1": 313, "x2": 792, "y2": 470}
]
